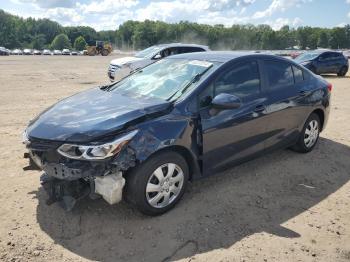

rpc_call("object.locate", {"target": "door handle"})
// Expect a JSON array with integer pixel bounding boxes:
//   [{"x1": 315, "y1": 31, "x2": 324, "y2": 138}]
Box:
[{"x1": 254, "y1": 104, "x2": 265, "y2": 112}]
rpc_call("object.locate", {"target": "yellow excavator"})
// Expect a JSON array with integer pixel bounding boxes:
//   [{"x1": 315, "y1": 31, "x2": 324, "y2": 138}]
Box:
[{"x1": 86, "y1": 41, "x2": 113, "y2": 56}]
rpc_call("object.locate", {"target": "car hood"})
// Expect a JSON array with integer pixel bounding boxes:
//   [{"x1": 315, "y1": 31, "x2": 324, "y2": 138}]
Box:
[
  {"x1": 26, "y1": 87, "x2": 172, "y2": 143},
  {"x1": 110, "y1": 56, "x2": 144, "y2": 66}
]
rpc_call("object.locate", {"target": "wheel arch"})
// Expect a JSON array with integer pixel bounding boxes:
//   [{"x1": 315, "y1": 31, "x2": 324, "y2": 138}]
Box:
[
  {"x1": 311, "y1": 108, "x2": 325, "y2": 131},
  {"x1": 142, "y1": 145, "x2": 201, "y2": 181}
]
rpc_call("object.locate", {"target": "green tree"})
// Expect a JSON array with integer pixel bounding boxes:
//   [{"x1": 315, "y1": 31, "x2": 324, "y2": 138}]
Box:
[
  {"x1": 74, "y1": 36, "x2": 87, "y2": 50},
  {"x1": 318, "y1": 31, "x2": 329, "y2": 48},
  {"x1": 32, "y1": 34, "x2": 46, "y2": 49},
  {"x1": 51, "y1": 33, "x2": 71, "y2": 49},
  {"x1": 3, "y1": 8, "x2": 350, "y2": 51}
]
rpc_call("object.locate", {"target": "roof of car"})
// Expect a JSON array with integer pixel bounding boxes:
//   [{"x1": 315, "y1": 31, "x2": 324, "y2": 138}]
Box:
[
  {"x1": 153, "y1": 43, "x2": 209, "y2": 49},
  {"x1": 168, "y1": 51, "x2": 286, "y2": 63}
]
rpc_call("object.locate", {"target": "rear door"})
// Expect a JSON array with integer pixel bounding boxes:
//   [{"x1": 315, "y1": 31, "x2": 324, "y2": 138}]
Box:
[
  {"x1": 199, "y1": 59, "x2": 268, "y2": 174},
  {"x1": 261, "y1": 59, "x2": 307, "y2": 150}
]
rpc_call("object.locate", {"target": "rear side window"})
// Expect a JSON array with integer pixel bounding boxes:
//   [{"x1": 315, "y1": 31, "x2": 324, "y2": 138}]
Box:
[
  {"x1": 265, "y1": 60, "x2": 294, "y2": 90},
  {"x1": 214, "y1": 61, "x2": 260, "y2": 98},
  {"x1": 292, "y1": 66, "x2": 304, "y2": 83},
  {"x1": 181, "y1": 47, "x2": 205, "y2": 53}
]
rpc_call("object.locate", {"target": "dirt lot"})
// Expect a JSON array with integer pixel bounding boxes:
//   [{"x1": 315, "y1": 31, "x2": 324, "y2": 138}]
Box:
[{"x1": 0, "y1": 55, "x2": 349, "y2": 262}]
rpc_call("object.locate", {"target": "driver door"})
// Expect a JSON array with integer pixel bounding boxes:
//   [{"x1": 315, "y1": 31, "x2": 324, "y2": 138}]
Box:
[{"x1": 198, "y1": 60, "x2": 268, "y2": 175}]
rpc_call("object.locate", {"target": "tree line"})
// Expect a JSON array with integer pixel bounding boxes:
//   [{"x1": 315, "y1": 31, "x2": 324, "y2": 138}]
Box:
[{"x1": 1, "y1": 9, "x2": 350, "y2": 51}]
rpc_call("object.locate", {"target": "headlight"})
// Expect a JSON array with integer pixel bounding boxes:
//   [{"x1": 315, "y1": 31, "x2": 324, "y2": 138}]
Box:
[{"x1": 57, "y1": 130, "x2": 138, "y2": 160}]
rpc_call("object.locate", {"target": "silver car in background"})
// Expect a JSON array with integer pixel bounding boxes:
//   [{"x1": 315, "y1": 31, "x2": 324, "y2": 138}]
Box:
[{"x1": 107, "y1": 43, "x2": 210, "y2": 81}]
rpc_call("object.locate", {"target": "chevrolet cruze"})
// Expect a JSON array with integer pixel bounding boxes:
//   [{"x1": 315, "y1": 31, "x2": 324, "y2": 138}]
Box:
[{"x1": 23, "y1": 52, "x2": 331, "y2": 215}]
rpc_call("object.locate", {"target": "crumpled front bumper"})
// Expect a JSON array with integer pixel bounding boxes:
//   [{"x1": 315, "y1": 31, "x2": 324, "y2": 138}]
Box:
[{"x1": 23, "y1": 138, "x2": 131, "y2": 210}]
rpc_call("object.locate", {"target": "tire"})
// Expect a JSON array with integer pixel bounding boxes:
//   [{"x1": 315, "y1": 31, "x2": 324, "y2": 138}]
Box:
[
  {"x1": 101, "y1": 49, "x2": 109, "y2": 56},
  {"x1": 291, "y1": 113, "x2": 321, "y2": 153},
  {"x1": 337, "y1": 66, "x2": 348, "y2": 77},
  {"x1": 124, "y1": 151, "x2": 189, "y2": 216}
]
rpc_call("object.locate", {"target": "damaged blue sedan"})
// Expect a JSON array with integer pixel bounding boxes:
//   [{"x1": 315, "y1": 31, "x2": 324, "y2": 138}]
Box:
[{"x1": 23, "y1": 52, "x2": 331, "y2": 215}]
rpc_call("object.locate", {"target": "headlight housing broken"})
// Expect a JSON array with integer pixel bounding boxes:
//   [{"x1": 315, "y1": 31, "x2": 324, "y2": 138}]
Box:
[{"x1": 57, "y1": 130, "x2": 138, "y2": 160}]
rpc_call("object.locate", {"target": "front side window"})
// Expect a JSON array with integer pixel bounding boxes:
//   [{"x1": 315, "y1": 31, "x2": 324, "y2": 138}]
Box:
[
  {"x1": 214, "y1": 61, "x2": 261, "y2": 98},
  {"x1": 108, "y1": 59, "x2": 218, "y2": 101},
  {"x1": 265, "y1": 60, "x2": 294, "y2": 90},
  {"x1": 294, "y1": 52, "x2": 319, "y2": 63},
  {"x1": 319, "y1": 53, "x2": 332, "y2": 61},
  {"x1": 135, "y1": 46, "x2": 162, "y2": 58}
]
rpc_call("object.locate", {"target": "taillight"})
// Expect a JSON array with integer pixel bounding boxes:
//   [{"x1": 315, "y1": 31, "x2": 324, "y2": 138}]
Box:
[{"x1": 327, "y1": 83, "x2": 332, "y2": 92}]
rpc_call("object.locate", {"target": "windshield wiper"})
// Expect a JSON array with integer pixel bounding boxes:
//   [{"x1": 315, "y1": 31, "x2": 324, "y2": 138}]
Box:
[{"x1": 166, "y1": 64, "x2": 213, "y2": 102}]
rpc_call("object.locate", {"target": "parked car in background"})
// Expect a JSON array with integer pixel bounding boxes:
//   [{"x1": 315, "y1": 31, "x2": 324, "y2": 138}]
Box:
[
  {"x1": 33, "y1": 50, "x2": 42, "y2": 55},
  {"x1": 43, "y1": 49, "x2": 52, "y2": 55},
  {"x1": 23, "y1": 49, "x2": 33, "y2": 55},
  {"x1": 71, "y1": 51, "x2": 78, "y2": 56},
  {"x1": 23, "y1": 52, "x2": 331, "y2": 215},
  {"x1": 295, "y1": 50, "x2": 348, "y2": 76},
  {"x1": 53, "y1": 50, "x2": 62, "y2": 55},
  {"x1": 62, "y1": 49, "x2": 71, "y2": 55},
  {"x1": 290, "y1": 51, "x2": 303, "y2": 59},
  {"x1": 108, "y1": 43, "x2": 210, "y2": 81},
  {"x1": 12, "y1": 49, "x2": 23, "y2": 55},
  {"x1": 0, "y1": 47, "x2": 10, "y2": 56}
]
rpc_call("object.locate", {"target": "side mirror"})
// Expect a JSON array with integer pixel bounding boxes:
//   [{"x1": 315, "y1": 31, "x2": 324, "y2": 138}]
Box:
[
  {"x1": 153, "y1": 54, "x2": 161, "y2": 60},
  {"x1": 212, "y1": 93, "x2": 241, "y2": 109}
]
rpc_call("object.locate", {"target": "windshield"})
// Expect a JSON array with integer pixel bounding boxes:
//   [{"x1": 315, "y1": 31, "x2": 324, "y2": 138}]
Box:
[
  {"x1": 108, "y1": 58, "x2": 218, "y2": 101},
  {"x1": 295, "y1": 52, "x2": 320, "y2": 62},
  {"x1": 135, "y1": 46, "x2": 162, "y2": 58}
]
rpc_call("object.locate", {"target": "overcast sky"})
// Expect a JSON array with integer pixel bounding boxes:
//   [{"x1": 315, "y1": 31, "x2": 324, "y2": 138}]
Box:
[{"x1": 2, "y1": 0, "x2": 350, "y2": 31}]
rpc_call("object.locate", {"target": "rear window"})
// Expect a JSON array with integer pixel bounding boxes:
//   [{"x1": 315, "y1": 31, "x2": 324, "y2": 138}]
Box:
[
  {"x1": 292, "y1": 66, "x2": 304, "y2": 83},
  {"x1": 265, "y1": 60, "x2": 294, "y2": 90}
]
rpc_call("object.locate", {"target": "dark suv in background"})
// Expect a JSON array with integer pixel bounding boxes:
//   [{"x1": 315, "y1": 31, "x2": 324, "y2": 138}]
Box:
[{"x1": 295, "y1": 50, "x2": 348, "y2": 76}]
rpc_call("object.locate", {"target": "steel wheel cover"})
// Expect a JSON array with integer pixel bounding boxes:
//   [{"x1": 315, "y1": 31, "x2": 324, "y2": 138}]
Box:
[
  {"x1": 304, "y1": 119, "x2": 319, "y2": 148},
  {"x1": 146, "y1": 163, "x2": 184, "y2": 208}
]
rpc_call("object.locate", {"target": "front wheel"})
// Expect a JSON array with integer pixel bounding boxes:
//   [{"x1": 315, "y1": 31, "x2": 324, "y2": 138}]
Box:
[
  {"x1": 124, "y1": 151, "x2": 189, "y2": 216},
  {"x1": 101, "y1": 49, "x2": 109, "y2": 56},
  {"x1": 291, "y1": 113, "x2": 321, "y2": 153}
]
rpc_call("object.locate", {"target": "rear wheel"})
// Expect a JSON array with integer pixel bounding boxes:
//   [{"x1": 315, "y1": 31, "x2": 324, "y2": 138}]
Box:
[
  {"x1": 291, "y1": 113, "x2": 321, "y2": 153},
  {"x1": 124, "y1": 151, "x2": 189, "y2": 216},
  {"x1": 337, "y1": 66, "x2": 348, "y2": 77}
]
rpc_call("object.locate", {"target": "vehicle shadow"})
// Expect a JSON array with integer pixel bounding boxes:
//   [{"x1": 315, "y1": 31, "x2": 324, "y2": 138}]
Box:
[{"x1": 32, "y1": 137, "x2": 350, "y2": 262}]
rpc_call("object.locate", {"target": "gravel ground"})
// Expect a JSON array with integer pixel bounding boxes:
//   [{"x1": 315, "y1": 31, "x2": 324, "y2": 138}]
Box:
[{"x1": 0, "y1": 55, "x2": 349, "y2": 262}]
